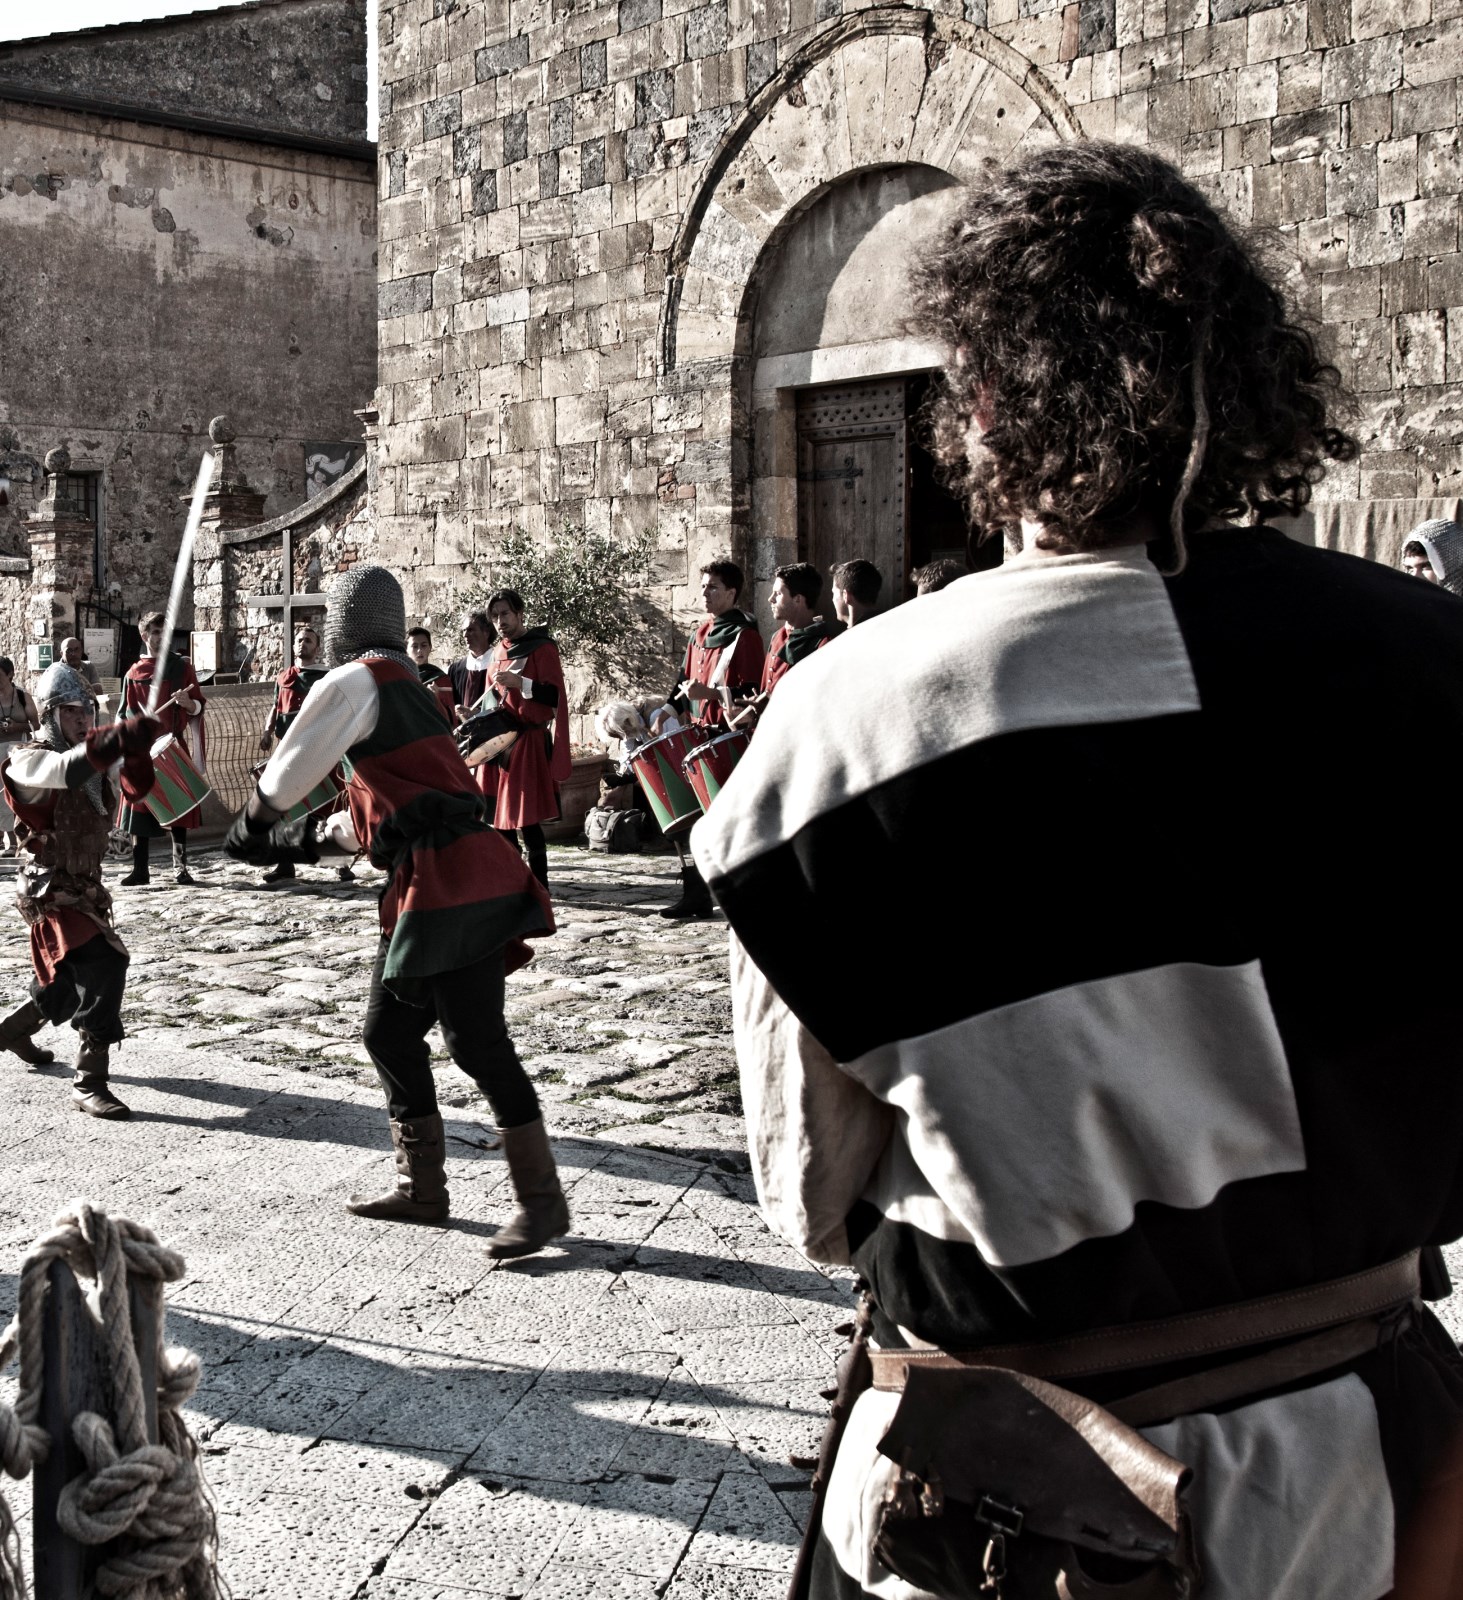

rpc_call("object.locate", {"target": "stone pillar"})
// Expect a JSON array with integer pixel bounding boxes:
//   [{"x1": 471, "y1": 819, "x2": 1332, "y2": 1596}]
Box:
[
  {"x1": 191, "y1": 416, "x2": 268, "y2": 660},
  {"x1": 24, "y1": 447, "x2": 96, "y2": 652}
]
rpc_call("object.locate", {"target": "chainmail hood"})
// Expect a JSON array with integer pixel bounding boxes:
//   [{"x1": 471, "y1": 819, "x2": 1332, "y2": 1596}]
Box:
[
  {"x1": 1405, "y1": 519, "x2": 1463, "y2": 597},
  {"x1": 324, "y1": 564, "x2": 414, "y2": 670},
  {"x1": 31, "y1": 662, "x2": 107, "y2": 812}
]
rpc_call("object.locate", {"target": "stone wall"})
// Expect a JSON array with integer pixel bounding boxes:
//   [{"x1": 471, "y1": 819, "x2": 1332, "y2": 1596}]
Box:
[
  {"x1": 0, "y1": 0, "x2": 368, "y2": 148},
  {"x1": 374, "y1": 0, "x2": 1462, "y2": 699},
  {"x1": 0, "y1": 96, "x2": 376, "y2": 632},
  {"x1": 197, "y1": 458, "x2": 374, "y2": 681}
]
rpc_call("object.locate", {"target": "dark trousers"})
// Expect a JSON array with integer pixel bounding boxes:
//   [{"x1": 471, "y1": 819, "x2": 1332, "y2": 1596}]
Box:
[
  {"x1": 361, "y1": 936, "x2": 539, "y2": 1127},
  {"x1": 132, "y1": 828, "x2": 189, "y2": 870},
  {"x1": 497, "y1": 824, "x2": 548, "y2": 887},
  {"x1": 33, "y1": 938, "x2": 129, "y2": 1045}
]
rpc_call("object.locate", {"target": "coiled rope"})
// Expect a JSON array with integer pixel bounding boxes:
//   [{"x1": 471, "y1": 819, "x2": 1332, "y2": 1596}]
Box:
[{"x1": 0, "y1": 1202, "x2": 224, "y2": 1599}]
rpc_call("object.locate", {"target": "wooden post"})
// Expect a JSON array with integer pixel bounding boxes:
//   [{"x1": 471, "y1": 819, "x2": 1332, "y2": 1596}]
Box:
[{"x1": 32, "y1": 1261, "x2": 158, "y2": 1600}]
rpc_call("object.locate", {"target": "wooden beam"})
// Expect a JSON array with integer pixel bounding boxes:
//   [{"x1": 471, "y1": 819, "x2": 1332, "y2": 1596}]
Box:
[{"x1": 240, "y1": 593, "x2": 328, "y2": 609}]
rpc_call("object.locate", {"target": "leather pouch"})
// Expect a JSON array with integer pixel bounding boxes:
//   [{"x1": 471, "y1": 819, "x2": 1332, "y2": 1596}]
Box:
[{"x1": 873, "y1": 1367, "x2": 1201, "y2": 1599}]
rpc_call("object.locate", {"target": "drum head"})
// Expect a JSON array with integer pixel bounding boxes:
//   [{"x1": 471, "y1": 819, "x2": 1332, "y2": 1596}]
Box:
[{"x1": 465, "y1": 727, "x2": 520, "y2": 767}]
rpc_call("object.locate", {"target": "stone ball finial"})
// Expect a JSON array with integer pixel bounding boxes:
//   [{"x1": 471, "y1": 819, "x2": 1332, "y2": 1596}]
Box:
[
  {"x1": 208, "y1": 415, "x2": 236, "y2": 445},
  {"x1": 44, "y1": 446, "x2": 71, "y2": 475}
]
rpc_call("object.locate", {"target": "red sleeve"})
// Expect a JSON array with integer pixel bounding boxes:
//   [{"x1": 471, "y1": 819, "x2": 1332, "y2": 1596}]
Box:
[{"x1": 501, "y1": 644, "x2": 557, "y2": 729}]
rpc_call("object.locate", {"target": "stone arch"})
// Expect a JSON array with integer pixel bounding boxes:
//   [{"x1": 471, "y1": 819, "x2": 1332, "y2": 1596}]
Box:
[{"x1": 660, "y1": 6, "x2": 1081, "y2": 375}]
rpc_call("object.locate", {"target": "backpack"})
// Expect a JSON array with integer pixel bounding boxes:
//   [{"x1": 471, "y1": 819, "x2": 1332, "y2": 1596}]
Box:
[{"x1": 585, "y1": 806, "x2": 644, "y2": 853}]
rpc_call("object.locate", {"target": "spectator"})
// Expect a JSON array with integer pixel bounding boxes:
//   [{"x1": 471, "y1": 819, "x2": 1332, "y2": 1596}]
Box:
[
  {"x1": 695, "y1": 142, "x2": 1463, "y2": 1600},
  {"x1": 1400, "y1": 519, "x2": 1463, "y2": 594},
  {"x1": 911, "y1": 557, "x2": 966, "y2": 595},
  {"x1": 830, "y1": 559, "x2": 882, "y2": 625},
  {"x1": 407, "y1": 626, "x2": 447, "y2": 684},
  {"x1": 0, "y1": 656, "x2": 40, "y2": 854}
]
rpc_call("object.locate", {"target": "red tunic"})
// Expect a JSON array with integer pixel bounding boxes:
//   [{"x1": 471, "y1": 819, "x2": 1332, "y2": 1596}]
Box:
[
  {"x1": 1, "y1": 763, "x2": 120, "y2": 985},
  {"x1": 120, "y1": 654, "x2": 207, "y2": 830},
  {"x1": 760, "y1": 621, "x2": 841, "y2": 697},
  {"x1": 489, "y1": 634, "x2": 571, "y2": 830},
  {"x1": 683, "y1": 615, "x2": 765, "y2": 732},
  {"x1": 344, "y1": 660, "x2": 553, "y2": 994},
  {"x1": 270, "y1": 665, "x2": 327, "y2": 738}
]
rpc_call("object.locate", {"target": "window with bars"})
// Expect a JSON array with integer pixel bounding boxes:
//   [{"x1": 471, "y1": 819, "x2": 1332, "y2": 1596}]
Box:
[{"x1": 61, "y1": 472, "x2": 100, "y2": 526}]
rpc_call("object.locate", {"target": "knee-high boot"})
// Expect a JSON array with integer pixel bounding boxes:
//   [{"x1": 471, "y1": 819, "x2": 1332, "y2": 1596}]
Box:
[
  {"x1": 0, "y1": 999, "x2": 54, "y2": 1066},
  {"x1": 346, "y1": 1113, "x2": 450, "y2": 1222},
  {"x1": 72, "y1": 1032, "x2": 130, "y2": 1120},
  {"x1": 486, "y1": 1118, "x2": 570, "y2": 1259},
  {"x1": 120, "y1": 834, "x2": 149, "y2": 887},
  {"x1": 659, "y1": 855, "x2": 713, "y2": 919}
]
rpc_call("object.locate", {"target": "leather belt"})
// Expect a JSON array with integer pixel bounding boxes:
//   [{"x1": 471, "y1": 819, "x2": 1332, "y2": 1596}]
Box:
[{"x1": 869, "y1": 1251, "x2": 1421, "y2": 1425}]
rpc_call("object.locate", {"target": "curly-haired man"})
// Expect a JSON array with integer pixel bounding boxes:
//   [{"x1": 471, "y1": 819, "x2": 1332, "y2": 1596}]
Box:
[{"x1": 695, "y1": 143, "x2": 1463, "y2": 1600}]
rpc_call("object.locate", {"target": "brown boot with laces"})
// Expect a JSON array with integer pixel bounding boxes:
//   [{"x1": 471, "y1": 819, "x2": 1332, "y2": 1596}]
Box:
[{"x1": 346, "y1": 1113, "x2": 450, "y2": 1222}]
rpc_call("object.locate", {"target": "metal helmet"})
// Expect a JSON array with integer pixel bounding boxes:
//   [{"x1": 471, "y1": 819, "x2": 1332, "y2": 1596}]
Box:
[
  {"x1": 33, "y1": 662, "x2": 91, "y2": 715},
  {"x1": 323, "y1": 564, "x2": 409, "y2": 669}
]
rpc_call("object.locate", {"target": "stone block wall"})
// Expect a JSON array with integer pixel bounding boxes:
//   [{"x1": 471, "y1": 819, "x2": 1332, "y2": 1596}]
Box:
[{"x1": 375, "y1": 0, "x2": 1462, "y2": 698}]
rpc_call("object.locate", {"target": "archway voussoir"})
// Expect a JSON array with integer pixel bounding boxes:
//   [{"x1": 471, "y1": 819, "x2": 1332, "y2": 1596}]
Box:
[
  {"x1": 839, "y1": 34, "x2": 892, "y2": 170},
  {"x1": 881, "y1": 32, "x2": 928, "y2": 164}
]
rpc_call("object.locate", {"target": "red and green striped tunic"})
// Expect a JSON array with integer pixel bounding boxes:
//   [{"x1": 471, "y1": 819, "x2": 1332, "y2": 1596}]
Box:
[{"x1": 345, "y1": 660, "x2": 554, "y2": 994}]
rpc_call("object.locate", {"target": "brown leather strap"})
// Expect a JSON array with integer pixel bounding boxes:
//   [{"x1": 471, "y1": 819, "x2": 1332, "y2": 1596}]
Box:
[
  {"x1": 869, "y1": 1250, "x2": 1421, "y2": 1393},
  {"x1": 1107, "y1": 1313, "x2": 1399, "y2": 1427}
]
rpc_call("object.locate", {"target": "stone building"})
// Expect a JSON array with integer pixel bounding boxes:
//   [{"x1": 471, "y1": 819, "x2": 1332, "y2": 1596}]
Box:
[
  {"x1": 367, "y1": 0, "x2": 1460, "y2": 707},
  {"x1": 0, "y1": 0, "x2": 376, "y2": 673}
]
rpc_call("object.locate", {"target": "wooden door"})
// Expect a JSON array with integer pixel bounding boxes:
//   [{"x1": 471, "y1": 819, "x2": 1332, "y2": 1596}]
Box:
[{"x1": 796, "y1": 380, "x2": 908, "y2": 595}]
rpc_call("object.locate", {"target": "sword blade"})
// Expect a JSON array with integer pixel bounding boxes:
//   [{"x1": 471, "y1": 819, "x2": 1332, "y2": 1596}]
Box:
[{"x1": 145, "y1": 451, "x2": 215, "y2": 719}]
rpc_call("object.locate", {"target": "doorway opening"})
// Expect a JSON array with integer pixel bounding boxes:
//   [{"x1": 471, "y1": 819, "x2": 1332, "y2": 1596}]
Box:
[{"x1": 794, "y1": 372, "x2": 997, "y2": 605}]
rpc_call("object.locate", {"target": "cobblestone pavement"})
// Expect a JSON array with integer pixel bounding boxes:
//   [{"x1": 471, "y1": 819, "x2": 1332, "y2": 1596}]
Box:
[{"x1": 0, "y1": 843, "x2": 853, "y2": 1600}]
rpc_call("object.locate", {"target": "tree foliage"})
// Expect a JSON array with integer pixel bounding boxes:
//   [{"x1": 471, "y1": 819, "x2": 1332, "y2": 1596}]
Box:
[{"x1": 463, "y1": 521, "x2": 659, "y2": 675}]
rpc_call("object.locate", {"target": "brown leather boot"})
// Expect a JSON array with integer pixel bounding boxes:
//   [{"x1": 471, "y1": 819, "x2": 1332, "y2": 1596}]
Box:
[
  {"x1": 486, "y1": 1118, "x2": 570, "y2": 1259},
  {"x1": 72, "y1": 1032, "x2": 131, "y2": 1120},
  {"x1": 346, "y1": 1113, "x2": 450, "y2": 1222},
  {"x1": 0, "y1": 1000, "x2": 55, "y2": 1066}
]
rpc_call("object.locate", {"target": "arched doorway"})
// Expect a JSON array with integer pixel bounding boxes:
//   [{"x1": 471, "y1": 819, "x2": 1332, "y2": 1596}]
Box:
[{"x1": 748, "y1": 165, "x2": 986, "y2": 603}]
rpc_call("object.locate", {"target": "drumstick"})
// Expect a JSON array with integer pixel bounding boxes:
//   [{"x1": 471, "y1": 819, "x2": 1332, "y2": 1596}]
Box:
[{"x1": 145, "y1": 451, "x2": 215, "y2": 720}]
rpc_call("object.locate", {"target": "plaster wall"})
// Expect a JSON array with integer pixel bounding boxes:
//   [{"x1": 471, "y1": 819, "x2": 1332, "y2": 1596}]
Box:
[{"x1": 0, "y1": 101, "x2": 377, "y2": 637}]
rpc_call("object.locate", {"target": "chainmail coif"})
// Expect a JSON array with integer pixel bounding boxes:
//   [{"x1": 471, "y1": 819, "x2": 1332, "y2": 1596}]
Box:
[{"x1": 323, "y1": 564, "x2": 414, "y2": 670}]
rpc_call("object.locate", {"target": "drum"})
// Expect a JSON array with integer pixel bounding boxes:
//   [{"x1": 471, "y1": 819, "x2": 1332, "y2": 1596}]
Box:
[
  {"x1": 462, "y1": 708, "x2": 521, "y2": 768},
  {"x1": 629, "y1": 728, "x2": 702, "y2": 837},
  {"x1": 248, "y1": 763, "x2": 343, "y2": 824},
  {"x1": 682, "y1": 728, "x2": 749, "y2": 813},
  {"x1": 142, "y1": 733, "x2": 212, "y2": 827}
]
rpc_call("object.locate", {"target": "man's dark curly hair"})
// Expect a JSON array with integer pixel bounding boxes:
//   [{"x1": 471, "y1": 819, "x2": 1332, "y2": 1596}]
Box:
[{"x1": 911, "y1": 142, "x2": 1356, "y2": 567}]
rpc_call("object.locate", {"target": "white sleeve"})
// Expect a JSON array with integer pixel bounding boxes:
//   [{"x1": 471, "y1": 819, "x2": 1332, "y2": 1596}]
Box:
[
  {"x1": 5, "y1": 744, "x2": 112, "y2": 796},
  {"x1": 730, "y1": 934, "x2": 894, "y2": 1266},
  {"x1": 258, "y1": 663, "x2": 378, "y2": 812}
]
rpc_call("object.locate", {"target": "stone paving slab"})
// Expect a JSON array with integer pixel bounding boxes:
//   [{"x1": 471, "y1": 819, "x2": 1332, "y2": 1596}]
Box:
[
  {"x1": 4, "y1": 839, "x2": 1460, "y2": 1599},
  {"x1": 0, "y1": 844, "x2": 853, "y2": 1599}
]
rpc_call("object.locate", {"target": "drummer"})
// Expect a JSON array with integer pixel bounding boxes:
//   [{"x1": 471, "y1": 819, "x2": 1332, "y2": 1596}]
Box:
[
  {"x1": 734, "y1": 562, "x2": 842, "y2": 729},
  {"x1": 448, "y1": 609, "x2": 500, "y2": 805},
  {"x1": 256, "y1": 623, "x2": 330, "y2": 886},
  {"x1": 456, "y1": 590, "x2": 570, "y2": 890},
  {"x1": 650, "y1": 560, "x2": 763, "y2": 919},
  {"x1": 117, "y1": 611, "x2": 208, "y2": 889}
]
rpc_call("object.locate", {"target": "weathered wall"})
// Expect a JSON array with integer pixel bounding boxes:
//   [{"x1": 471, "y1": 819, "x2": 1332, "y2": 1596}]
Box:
[
  {"x1": 373, "y1": 0, "x2": 1461, "y2": 700},
  {"x1": 0, "y1": 98, "x2": 376, "y2": 638},
  {"x1": 0, "y1": 0, "x2": 369, "y2": 147}
]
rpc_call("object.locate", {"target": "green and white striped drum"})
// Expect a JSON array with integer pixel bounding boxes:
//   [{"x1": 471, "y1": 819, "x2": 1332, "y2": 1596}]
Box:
[
  {"x1": 250, "y1": 763, "x2": 344, "y2": 824},
  {"x1": 142, "y1": 733, "x2": 212, "y2": 828}
]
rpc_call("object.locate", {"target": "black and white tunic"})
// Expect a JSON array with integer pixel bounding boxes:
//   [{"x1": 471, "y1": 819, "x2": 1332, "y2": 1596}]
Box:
[{"x1": 691, "y1": 528, "x2": 1463, "y2": 1600}]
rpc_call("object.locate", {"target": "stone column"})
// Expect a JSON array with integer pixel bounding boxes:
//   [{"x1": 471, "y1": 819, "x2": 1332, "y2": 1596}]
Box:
[
  {"x1": 24, "y1": 447, "x2": 96, "y2": 652},
  {"x1": 191, "y1": 416, "x2": 267, "y2": 661}
]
